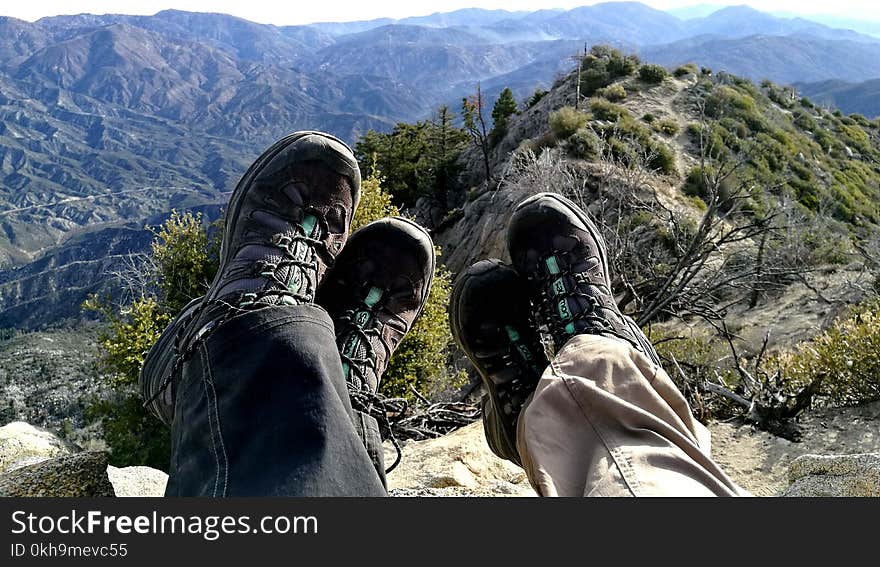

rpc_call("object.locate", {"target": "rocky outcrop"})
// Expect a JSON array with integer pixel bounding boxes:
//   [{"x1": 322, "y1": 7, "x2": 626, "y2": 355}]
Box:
[
  {"x1": 0, "y1": 421, "x2": 167, "y2": 497},
  {"x1": 107, "y1": 465, "x2": 168, "y2": 497},
  {"x1": 0, "y1": 421, "x2": 73, "y2": 472},
  {"x1": 387, "y1": 421, "x2": 535, "y2": 497},
  {"x1": 0, "y1": 451, "x2": 114, "y2": 497},
  {"x1": 783, "y1": 453, "x2": 880, "y2": 497}
]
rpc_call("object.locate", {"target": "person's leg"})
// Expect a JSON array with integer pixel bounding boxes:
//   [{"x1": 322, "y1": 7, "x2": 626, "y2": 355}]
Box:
[
  {"x1": 516, "y1": 333, "x2": 746, "y2": 497},
  {"x1": 452, "y1": 192, "x2": 747, "y2": 496},
  {"x1": 140, "y1": 132, "x2": 435, "y2": 496},
  {"x1": 506, "y1": 192, "x2": 746, "y2": 497},
  {"x1": 165, "y1": 303, "x2": 386, "y2": 496}
]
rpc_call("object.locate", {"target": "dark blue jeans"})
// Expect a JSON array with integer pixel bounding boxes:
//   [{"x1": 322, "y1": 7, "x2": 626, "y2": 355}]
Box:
[{"x1": 162, "y1": 304, "x2": 387, "y2": 496}]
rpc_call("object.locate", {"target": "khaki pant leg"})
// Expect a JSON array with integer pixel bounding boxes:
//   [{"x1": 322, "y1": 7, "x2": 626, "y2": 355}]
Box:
[{"x1": 516, "y1": 334, "x2": 748, "y2": 497}]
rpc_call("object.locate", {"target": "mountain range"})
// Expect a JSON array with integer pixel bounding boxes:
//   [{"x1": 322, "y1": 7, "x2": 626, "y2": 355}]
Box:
[{"x1": 2, "y1": 2, "x2": 880, "y2": 328}]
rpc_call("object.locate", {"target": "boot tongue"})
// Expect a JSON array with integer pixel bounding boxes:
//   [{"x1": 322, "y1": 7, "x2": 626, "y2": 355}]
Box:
[{"x1": 340, "y1": 286, "x2": 384, "y2": 391}]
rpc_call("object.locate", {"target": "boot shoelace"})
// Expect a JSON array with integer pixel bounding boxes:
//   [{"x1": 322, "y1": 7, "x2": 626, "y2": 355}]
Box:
[
  {"x1": 489, "y1": 325, "x2": 543, "y2": 418},
  {"x1": 240, "y1": 213, "x2": 327, "y2": 307},
  {"x1": 337, "y1": 286, "x2": 406, "y2": 474},
  {"x1": 534, "y1": 253, "x2": 614, "y2": 352},
  {"x1": 143, "y1": 214, "x2": 329, "y2": 409}
]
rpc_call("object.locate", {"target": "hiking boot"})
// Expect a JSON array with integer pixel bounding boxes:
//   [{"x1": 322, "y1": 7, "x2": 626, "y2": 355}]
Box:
[
  {"x1": 140, "y1": 296, "x2": 203, "y2": 425},
  {"x1": 317, "y1": 217, "x2": 435, "y2": 399},
  {"x1": 450, "y1": 259, "x2": 547, "y2": 466},
  {"x1": 508, "y1": 192, "x2": 659, "y2": 363},
  {"x1": 207, "y1": 131, "x2": 361, "y2": 310},
  {"x1": 142, "y1": 131, "x2": 361, "y2": 414}
]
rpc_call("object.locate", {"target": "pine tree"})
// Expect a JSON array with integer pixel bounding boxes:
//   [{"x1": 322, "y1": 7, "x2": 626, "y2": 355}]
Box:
[{"x1": 490, "y1": 87, "x2": 517, "y2": 146}]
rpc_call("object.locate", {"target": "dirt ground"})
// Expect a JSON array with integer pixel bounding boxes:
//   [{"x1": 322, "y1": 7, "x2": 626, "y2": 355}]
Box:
[{"x1": 708, "y1": 400, "x2": 880, "y2": 496}]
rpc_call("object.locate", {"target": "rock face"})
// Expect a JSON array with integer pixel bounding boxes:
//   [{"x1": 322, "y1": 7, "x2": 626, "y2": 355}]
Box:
[
  {"x1": 0, "y1": 421, "x2": 168, "y2": 497},
  {"x1": 783, "y1": 453, "x2": 880, "y2": 497},
  {"x1": 0, "y1": 451, "x2": 114, "y2": 497},
  {"x1": 0, "y1": 421, "x2": 73, "y2": 472},
  {"x1": 387, "y1": 422, "x2": 535, "y2": 497},
  {"x1": 107, "y1": 465, "x2": 169, "y2": 497}
]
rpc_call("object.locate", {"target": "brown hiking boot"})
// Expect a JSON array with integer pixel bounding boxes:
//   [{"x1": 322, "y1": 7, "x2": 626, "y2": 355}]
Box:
[
  {"x1": 450, "y1": 259, "x2": 547, "y2": 465},
  {"x1": 508, "y1": 192, "x2": 660, "y2": 363},
  {"x1": 143, "y1": 131, "x2": 361, "y2": 412},
  {"x1": 317, "y1": 217, "x2": 435, "y2": 397},
  {"x1": 208, "y1": 131, "x2": 361, "y2": 309}
]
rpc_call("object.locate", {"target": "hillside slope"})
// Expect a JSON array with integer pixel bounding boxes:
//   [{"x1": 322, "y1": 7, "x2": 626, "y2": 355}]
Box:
[{"x1": 434, "y1": 50, "x2": 879, "y2": 356}]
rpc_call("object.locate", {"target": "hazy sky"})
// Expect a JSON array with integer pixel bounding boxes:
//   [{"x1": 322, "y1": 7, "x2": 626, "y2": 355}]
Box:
[{"x1": 2, "y1": 1, "x2": 878, "y2": 25}]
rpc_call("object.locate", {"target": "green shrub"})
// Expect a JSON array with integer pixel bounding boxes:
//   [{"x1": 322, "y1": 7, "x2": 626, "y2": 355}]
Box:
[
  {"x1": 793, "y1": 109, "x2": 818, "y2": 132},
  {"x1": 649, "y1": 142, "x2": 677, "y2": 175},
  {"x1": 579, "y1": 46, "x2": 640, "y2": 96},
  {"x1": 800, "y1": 97, "x2": 814, "y2": 108},
  {"x1": 654, "y1": 118, "x2": 680, "y2": 136},
  {"x1": 352, "y1": 171, "x2": 400, "y2": 230},
  {"x1": 590, "y1": 98, "x2": 630, "y2": 122},
  {"x1": 149, "y1": 211, "x2": 217, "y2": 313},
  {"x1": 580, "y1": 63, "x2": 613, "y2": 97},
  {"x1": 705, "y1": 86, "x2": 770, "y2": 133},
  {"x1": 673, "y1": 63, "x2": 699, "y2": 77},
  {"x1": 549, "y1": 106, "x2": 588, "y2": 140},
  {"x1": 83, "y1": 211, "x2": 217, "y2": 469},
  {"x1": 590, "y1": 45, "x2": 640, "y2": 77},
  {"x1": 683, "y1": 167, "x2": 733, "y2": 205},
  {"x1": 765, "y1": 84, "x2": 797, "y2": 108},
  {"x1": 642, "y1": 113, "x2": 657, "y2": 124},
  {"x1": 686, "y1": 122, "x2": 730, "y2": 160},
  {"x1": 595, "y1": 83, "x2": 627, "y2": 102},
  {"x1": 850, "y1": 113, "x2": 871, "y2": 127},
  {"x1": 638, "y1": 64, "x2": 668, "y2": 84},
  {"x1": 567, "y1": 126, "x2": 601, "y2": 159},
  {"x1": 772, "y1": 301, "x2": 880, "y2": 406}
]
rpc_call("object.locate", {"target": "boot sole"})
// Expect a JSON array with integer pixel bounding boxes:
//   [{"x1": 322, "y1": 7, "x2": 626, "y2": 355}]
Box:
[{"x1": 449, "y1": 258, "x2": 507, "y2": 359}]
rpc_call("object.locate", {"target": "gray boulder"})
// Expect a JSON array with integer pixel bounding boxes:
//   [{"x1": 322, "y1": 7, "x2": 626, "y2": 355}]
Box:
[
  {"x1": 0, "y1": 451, "x2": 115, "y2": 497},
  {"x1": 783, "y1": 453, "x2": 880, "y2": 497}
]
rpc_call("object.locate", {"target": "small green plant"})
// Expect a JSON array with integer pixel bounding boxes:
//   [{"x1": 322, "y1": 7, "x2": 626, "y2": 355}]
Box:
[
  {"x1": 639, "y1": 64, "x2": 668, "y2": 84},
  {"x1": 595, "y1": 83, "x2": 627, "y2": 102},
  {"x1": 549, "y1": 106, "x2": 588, "y2": 140},
  {"x1": 590, "y1": 98, "x2": 630, "y2": 122},
  {"x1": 83, "y1": 211, "x2": 218, "y2": 469},
  {"x1": 654, "y1": 118, "x2": 680, "y2": 136},
  {"x1": 674, "y1": 63, "x2": 699, "y2": 77},
  {"x1": 771, "y1": 301, "x2": 880, "y2": 407},
  {"x1": 578, "y1": 45, "x2": 640, "y2": 96},
  {"x1": 526, "y1": 89, "x2": 548, "y2": 109},
  {"x1": 567, "y1": 126, "x2": 601, "y2": 160}
]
